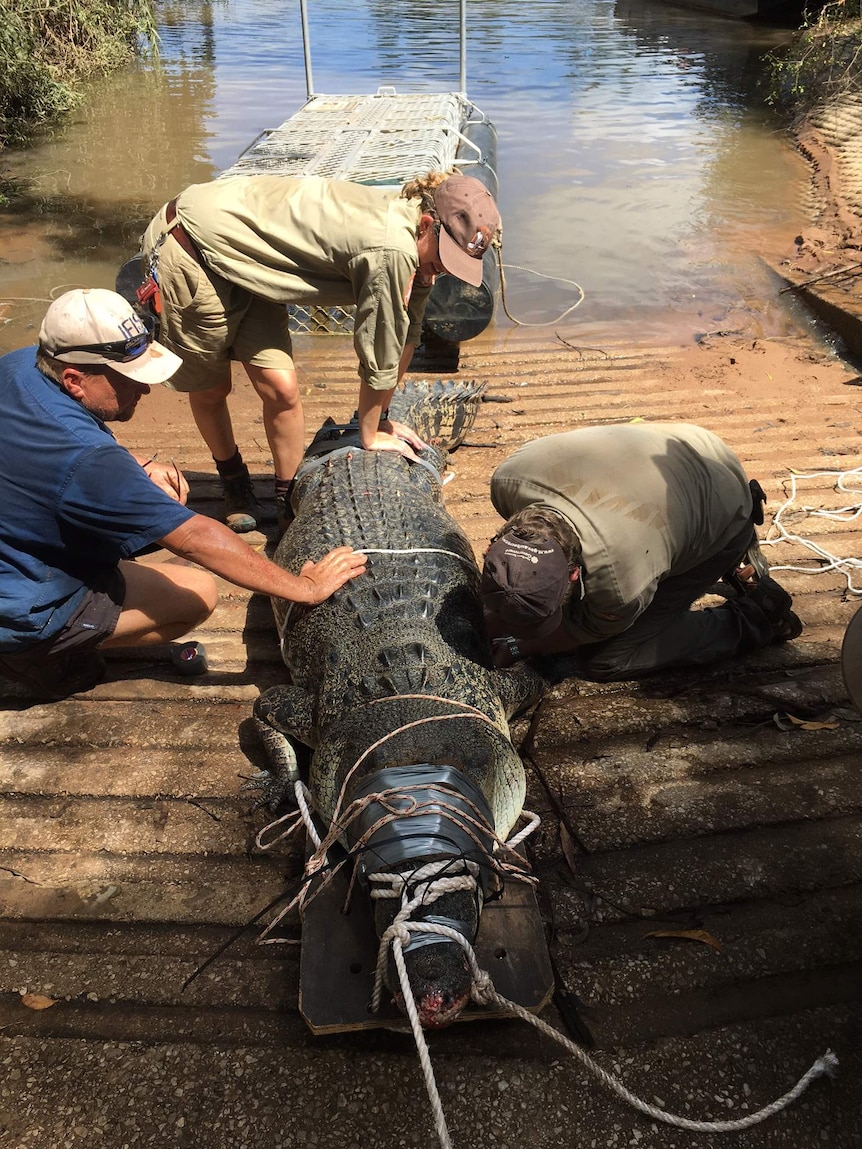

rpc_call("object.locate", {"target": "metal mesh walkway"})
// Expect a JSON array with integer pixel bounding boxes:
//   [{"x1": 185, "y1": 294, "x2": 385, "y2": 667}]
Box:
[
  {"x1": 218, "y1": 89, "x2": 484, "y2": 334},
  {"x1": 220, "y1": 90, "x2": 475, "y2": 186}
]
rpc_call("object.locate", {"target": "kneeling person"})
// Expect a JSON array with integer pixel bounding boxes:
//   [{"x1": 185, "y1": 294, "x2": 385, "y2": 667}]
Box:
[
  {"x1": 481, "y1": 422, "x2": 801, "y2": 680},
  {"x1": 0, "y1": 289, "x2": 366, "y2": 700}
]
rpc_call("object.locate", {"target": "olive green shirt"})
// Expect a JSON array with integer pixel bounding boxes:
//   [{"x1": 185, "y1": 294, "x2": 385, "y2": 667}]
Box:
[
  {"x1": 490, "y1": 423, "x2": 753, "y2": 644},
  {"x1": 176, "y1": 175, "x2": 432, "y2": 391}
]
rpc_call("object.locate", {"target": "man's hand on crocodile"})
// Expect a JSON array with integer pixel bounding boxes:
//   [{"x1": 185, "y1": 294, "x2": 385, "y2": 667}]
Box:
[
  {"x1": 298, "y1": 546, "x2": 368, "y2": 603},
  {"x1": 364, "y1": 418, "x2": 429, "y2": 462}
]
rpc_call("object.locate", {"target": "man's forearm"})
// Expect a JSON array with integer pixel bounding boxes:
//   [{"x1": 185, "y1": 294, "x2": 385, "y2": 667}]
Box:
[
  {"x1": 161, "y1": 514, "x2": 367, "y2": 604},
  {"x1": 159, "y1": 515, "x2": 316, "y2": 602},
  {"x1": 357, "y1": 379, "x2": 395, "y2": 448}
]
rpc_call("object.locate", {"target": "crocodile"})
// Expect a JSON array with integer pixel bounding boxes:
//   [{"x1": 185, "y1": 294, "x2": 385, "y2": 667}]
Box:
[{"x1": 252, "y1": 400, "x2": 546, "y2": 1029}]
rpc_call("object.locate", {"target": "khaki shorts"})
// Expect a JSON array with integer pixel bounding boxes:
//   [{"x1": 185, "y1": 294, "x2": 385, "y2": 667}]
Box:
[{"x1": 142, "y1": 207, "x2": 294, "y2": 394}]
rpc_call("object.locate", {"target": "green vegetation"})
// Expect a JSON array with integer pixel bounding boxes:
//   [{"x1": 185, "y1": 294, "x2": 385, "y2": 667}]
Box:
[
  {"x1": 0, "y1": 0, "x2": 158, "y2": 148},
  {"x1": 768, "y1": 1, "x2": 862, "y2": 119}
]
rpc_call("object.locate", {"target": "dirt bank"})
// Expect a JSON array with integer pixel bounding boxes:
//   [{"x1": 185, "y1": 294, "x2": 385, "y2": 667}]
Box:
[{"x1": 772, "y1": 97, "x2": 862, "y2": 348}]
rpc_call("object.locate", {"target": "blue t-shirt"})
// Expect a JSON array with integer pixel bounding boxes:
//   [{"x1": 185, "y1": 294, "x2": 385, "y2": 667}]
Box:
[{"x1": 0, "y1": 346, "x2": 195, "y2": 652}]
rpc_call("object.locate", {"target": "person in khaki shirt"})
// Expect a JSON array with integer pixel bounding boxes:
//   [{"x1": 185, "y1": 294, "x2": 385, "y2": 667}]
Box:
[
  {"x1": 480, "y1": 423, "x2": 802, "y2": 681},
  {"x1": 141, "y1": 172, "x2": 500, "y2": 534}
]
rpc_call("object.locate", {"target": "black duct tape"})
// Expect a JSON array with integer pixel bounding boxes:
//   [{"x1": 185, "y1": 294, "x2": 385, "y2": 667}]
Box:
[{"x1": 348, "y1": 764, "x2": 496, "y2": 897}]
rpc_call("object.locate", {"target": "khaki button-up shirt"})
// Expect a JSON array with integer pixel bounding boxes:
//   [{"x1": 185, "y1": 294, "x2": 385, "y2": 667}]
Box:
[{"x1": 177, "y1": 175, "x2": 432, "y2": 391}]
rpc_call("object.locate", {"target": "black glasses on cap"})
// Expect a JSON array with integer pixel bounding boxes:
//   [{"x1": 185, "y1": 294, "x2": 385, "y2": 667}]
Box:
[{"x1": 54, "y1": 331, "x2": 151, "y2": 363}]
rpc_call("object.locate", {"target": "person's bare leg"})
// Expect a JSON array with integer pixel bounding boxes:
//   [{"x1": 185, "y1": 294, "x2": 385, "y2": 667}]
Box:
[
  {"x1": 244, "y1": 363, "x2": 305, "y2": 480},
  {"x1": 189, "y1": 376, "x2": 261, "y2": 532},
  {"x1": 101, "y1": 560, "x2": 218, "y2": 647},
  {"x1": 188, "y1": 378, "x2": 236, "y2": 462}
]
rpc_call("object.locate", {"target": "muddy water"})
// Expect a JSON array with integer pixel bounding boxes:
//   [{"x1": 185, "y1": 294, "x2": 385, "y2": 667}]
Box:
[{"x1": 0, "y1": 0, "x2": 814, "y2": 354}]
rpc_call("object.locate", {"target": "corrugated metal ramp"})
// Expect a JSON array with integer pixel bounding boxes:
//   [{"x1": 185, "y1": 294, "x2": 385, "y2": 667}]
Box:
[{"x1": 0, "y1": 329, "x2": 859, "y2": 1147}]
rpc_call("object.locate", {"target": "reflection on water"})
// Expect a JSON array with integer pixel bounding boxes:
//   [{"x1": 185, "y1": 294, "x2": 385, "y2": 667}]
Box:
[{"x1": 0, "y1": 0, "x2": 811, "y2": 351}]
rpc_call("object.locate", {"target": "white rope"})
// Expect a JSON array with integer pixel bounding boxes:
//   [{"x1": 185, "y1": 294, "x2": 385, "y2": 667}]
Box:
[
  {"x1": 254, "y1": 780, "x2": 322, "y2": 852},
  {"x1": 356, "y1": 546, "x2": 478, "y2": 574},
  {"x1": 505, "y1": 808, "x2": 540, "y2": 850},
  {"x1": 762, "y1": 466, "x2": 862, "y2": 594},
  {"x1": 389, "y1": 921, "x2": 455, "y2": 1149},
  {"x1": 371, "y1": 859, "x2": 487, "y2": 1149},
  {"x1": 254, "y1": 807, "x2": 303, "y2": 852},
  {"x1": 482, "y1": 982, "x2": 838, "y2": 1135},
  {"x1": 295, "y1": 779, "x2": 322, "y2": 849},
  {"x1": 494, "y1": 236, "x2": 586, "y2": 328},
  {"x1": 374, "y1": 896, "x2": 839, "y2": 1146}
]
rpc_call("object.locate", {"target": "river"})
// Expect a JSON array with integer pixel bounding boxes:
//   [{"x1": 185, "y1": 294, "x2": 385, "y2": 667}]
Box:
[{"x1": 0, "y1": 0, "x2": 816, "y2": 354}]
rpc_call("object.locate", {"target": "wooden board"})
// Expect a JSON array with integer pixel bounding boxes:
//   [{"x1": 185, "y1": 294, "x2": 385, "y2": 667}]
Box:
[
  {"x1": 841, "y1": 603, "x2": 862, "y2": 713},
  {"x1": 299, "y1": 857, "x2": 554, "y2": 1034}
]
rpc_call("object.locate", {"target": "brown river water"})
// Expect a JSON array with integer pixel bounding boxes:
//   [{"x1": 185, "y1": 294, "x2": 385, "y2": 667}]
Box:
[{"x1": 0, "y1": 0, "x2": 819, "y2": 356}]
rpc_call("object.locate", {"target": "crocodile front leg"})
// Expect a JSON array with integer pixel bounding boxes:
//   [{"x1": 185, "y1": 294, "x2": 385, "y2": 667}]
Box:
[{"x1": 246, "y1": 686, "x2": 317, "y2": 812}]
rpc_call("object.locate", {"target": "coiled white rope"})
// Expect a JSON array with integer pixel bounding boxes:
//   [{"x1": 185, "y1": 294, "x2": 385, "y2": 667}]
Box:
[
  {"x1": 762, "y1": 466, "x2": 862, "y2": 594},
  {"x1": 493, "y1": 235, "x2": 586, "y2": 329}
]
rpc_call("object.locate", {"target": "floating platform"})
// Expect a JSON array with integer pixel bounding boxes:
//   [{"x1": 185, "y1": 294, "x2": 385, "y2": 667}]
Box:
[
  {"x1": 221, "y1": 90, "x2": 478, "y2": 185},
  {"x1": 220, "y1": 87, "x2": 499, "y2": 344}
]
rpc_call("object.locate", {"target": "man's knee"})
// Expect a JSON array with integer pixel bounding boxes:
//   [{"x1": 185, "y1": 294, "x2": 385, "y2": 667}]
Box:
[
  {"x1": 169, "y1": 567, "x2": 219, "y2": 626},
  {"x1": 110, "y1": 562, "x2": 218, "y2": 645},
  {"x1": 573, "y1": 643, "x2": 634, "y2": 682},
  {"x1": 189, "y1": 378, "x2": 233, "y2": 406}
]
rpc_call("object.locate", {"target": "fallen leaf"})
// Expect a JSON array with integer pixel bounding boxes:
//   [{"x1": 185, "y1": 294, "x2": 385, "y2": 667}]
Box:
[
  {"x1": 786, "y1": 713, "x2": 840, "y2": 730},
  {"x1": 20, "y1": 993, "x2": 57, "y2": 1011},
  {"x1": 645, "y1": 929, "x2": 722, "y2": 952},
  {"x1": 629, "y1": 416, "x2": 645, "y2": 424},
  {"x1": 775, "y1": 711, "x2": 840, "y2": 731}
]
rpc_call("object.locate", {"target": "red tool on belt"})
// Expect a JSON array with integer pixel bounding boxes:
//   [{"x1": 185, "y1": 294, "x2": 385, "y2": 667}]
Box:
[{"x1": 136, "y1": 274, "x2": 162, "y2": 315}]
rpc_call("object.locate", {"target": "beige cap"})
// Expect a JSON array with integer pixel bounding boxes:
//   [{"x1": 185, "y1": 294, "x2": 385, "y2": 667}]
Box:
[
  {"x1": 433, "y1": 176, "x2": 500, "y2": 288},
  {"x1": 39, "y1": 288, "x2": 182, "y2": 385}
]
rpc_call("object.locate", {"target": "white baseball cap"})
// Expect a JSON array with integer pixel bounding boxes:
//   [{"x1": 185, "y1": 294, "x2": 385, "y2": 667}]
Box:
[{"x1": 38, "y1": 288, "x2": 182, "y2": 385}]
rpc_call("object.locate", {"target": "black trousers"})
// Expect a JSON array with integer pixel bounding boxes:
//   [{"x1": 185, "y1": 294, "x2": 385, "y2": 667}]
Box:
[{"x1": 558, "y1": 523, "x2": 775, "y2": 682}]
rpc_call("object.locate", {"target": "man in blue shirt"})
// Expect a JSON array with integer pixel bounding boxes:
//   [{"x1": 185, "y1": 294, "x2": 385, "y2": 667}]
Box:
[{"x1": 0, "y1": 288, "x2": 366, "y2": 700}]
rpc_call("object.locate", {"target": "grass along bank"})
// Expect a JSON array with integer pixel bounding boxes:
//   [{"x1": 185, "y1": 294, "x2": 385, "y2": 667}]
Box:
[{"x1": 0, "y1": 0, "x2": 158, "y2": 151}]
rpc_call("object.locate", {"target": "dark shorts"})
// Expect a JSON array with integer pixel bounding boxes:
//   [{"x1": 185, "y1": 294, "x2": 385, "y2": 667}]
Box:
[{"x1": 3, "y1": 568, "x2": 125, "y2": 669}]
